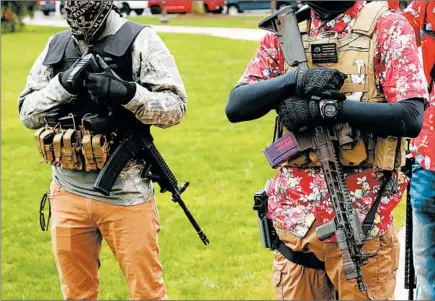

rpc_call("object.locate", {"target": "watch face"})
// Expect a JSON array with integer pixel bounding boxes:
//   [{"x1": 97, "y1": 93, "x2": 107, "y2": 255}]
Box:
[{"x1": 323, "y1": 103, "x2": 337, "y2": 118}]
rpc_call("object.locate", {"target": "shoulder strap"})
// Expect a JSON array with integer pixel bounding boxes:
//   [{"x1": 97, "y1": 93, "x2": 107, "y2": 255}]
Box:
[
  {"x1": 42, "y1": 30, "x2": 73, "y2": 66},
  {"x1": 352, "y1": 1, "x2": 390, "y2": 37},
  {"x1": 103, "y1": 21, "x2": 147, "y2": 57},
  {"x1": 42, "y1": 21, "x2": 147, "y2": 65},
  {"x1": 298, "y1": 20, "x2": 310, "y2": 35}
]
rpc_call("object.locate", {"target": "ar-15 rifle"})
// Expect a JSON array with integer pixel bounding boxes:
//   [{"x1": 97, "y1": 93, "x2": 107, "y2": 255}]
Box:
[
  {"x1": 93, "y1": 120, "x2": 210, "y2": 246},
  {"x1": 65, "y1": 51, "x2": 209, "y2": 246},
  {"x1": 259, "y1": 5, "x2": 372, "y2": 291}
]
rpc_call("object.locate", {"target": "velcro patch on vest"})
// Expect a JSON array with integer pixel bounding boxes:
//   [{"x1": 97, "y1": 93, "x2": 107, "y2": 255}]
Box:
[{"x1": 311, "y1": 43, "x2": 339, "y2": 64}]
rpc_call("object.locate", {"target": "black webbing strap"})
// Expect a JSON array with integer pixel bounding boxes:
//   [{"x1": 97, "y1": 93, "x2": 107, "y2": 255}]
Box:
[
  {"x1": 362, "y1": 170, "x2": 393, "y2": 236},
  {"x1": 276, "y1": 241, "x2": 326, "y2": 270}
]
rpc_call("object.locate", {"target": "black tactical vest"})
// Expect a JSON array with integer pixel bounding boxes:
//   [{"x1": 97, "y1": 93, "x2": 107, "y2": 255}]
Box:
[{"x1": 43, "y1": 21, "x2": 146, "y2": 119}]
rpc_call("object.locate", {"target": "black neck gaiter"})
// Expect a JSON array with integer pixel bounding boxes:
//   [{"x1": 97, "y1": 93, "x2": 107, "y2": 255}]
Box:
[{"x1": 305, "y1": 1, "x2": 355, "y2": 21}]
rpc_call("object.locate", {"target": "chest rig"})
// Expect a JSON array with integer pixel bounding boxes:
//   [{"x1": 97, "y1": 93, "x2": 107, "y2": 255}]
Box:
[
  {"x1": 280, "y1": 2, "x2": 406, "y2": 171},
  {"x1": 35, "y1": 21, "x2": 146, "y2": 172},
  {"x1": 43, "y1": 21, "x2": 145, "y2": 118}
]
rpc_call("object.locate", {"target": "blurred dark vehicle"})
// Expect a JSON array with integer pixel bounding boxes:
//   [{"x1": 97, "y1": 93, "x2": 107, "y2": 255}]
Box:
[{"x1": 38, "y1": 0, "x2": 65, "y2": 16}]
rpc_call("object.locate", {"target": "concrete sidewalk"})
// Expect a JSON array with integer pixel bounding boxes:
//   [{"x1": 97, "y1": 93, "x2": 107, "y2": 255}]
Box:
[{"x1": 22, "y1": 13, "x2": 412, "y2": 300}]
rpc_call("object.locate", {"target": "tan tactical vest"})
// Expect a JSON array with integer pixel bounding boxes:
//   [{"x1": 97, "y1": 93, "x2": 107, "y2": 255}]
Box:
[{"x1": 280, "y1": 1, "x2": 406, "y2": 171}]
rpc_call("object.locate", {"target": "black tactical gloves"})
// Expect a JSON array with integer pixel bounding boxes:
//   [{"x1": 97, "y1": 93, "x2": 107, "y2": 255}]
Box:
[
  {"x1": 225, "y1": 67, "x2": 347, "y2": 123},
  {"x1": 294, "y1": 67, "x2": 347, "y2": 97},
  {"x1": 277, "y1": 95, "x2": 322, "y2": 132},
  {"x1": 59, "y1": 54, "x2": 137, "y2": 106},
  {"x1": 84, "y1": 70, "x2": 137, "y2": 106},
  {"x1": 277, "y1": 67, "x2": 347, "y2": 132}
]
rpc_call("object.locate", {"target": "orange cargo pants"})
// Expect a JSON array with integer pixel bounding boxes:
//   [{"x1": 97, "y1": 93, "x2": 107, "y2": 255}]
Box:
[
  {"x1": 48, "y1": 182, "x2": 167, "y2": 300},
  {"x1": 272, "y1": 221, "x2": 400, "y2": 300}
]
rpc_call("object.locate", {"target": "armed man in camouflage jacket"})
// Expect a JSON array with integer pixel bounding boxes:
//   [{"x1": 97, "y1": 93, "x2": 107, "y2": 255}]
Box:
[{"x1": 18, "y1": 1, "x2": 187, "y2": 299}]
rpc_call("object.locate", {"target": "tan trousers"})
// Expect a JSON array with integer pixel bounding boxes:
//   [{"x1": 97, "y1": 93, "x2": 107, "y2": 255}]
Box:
[
  {"x1": 48, "y1": 182, "x2": 167, "y2": 300},
  {"x1": 272, "y1": 221, "x2": 400, "y2": 300}
]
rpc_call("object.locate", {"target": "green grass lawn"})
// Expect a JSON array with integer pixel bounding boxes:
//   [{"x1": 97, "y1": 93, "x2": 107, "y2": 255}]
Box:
[
  {"x1": 1, "y1": 26, "x2": 406, "y2": 300},
  {"x1": 128, "y1": 14, "x2": 267, "y2": 28}
]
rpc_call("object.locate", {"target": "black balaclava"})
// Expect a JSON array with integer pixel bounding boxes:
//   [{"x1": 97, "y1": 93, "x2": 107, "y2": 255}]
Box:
[
  {"x1": 305, "y1": 1, "x2": 355, "y2": 20},
  {"x1": 65, "y1": 0, "x2": 113, "y2": 52}
]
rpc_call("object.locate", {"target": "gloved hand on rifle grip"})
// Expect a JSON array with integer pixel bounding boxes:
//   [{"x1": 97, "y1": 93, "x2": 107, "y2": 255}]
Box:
[
  {"x1": 83, "y1": 68, "x2": 137, "y2": 107},
  {"x1": 295, "y1": 67, "x2": 347, "y2": 97}
]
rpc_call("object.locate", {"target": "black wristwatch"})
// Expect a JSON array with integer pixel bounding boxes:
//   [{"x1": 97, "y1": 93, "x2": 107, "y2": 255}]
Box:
[{"x1": 319, "y1": 99, "x2": 341, "y2": 119}]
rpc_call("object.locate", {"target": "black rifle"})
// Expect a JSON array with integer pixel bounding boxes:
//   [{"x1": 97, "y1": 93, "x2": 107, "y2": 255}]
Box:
[
  {"x1": 93, "y1": 122, "x2": 210, "y2": 246},
  {"x1": 259, "y1": 6, "x2": 373, "y2": 291},
  {"x1": 66, "y1": 52, "x2": 100, "y2": 88},
  {"x1": 404, "y1": 155, "x2": 416, "y2": 300},
  {"x1": 253, "y1": 179, "x2": 277, "y2": 250},
  {"x1": 70, "y1": 52, "x2": 209, "y2": 245}
]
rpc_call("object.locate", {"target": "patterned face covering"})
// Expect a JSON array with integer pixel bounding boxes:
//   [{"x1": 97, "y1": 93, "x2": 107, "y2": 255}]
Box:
[
  {"x1": 65, "y1": 0, "x2": 113, "y2": 51},
  {"x1": 305, "y1": 1, "x2": 355, "y2": 20}
]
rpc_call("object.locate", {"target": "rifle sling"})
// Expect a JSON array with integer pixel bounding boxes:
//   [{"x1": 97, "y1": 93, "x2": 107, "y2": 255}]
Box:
[
  {"x1": 362, "y1": 170, "x2": 393, "y2": 237},
  {"x1": 276, "y1": 240, "x2": 326, "y2": 270}
]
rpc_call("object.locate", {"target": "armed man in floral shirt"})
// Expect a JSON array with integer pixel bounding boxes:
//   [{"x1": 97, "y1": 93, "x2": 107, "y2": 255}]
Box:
[
  {"x1": 18, "y1": 1, "x2": 186, "y2": 299},
  {"x1": 226, "y1": 1, "x2": 428, "y2": 300}
]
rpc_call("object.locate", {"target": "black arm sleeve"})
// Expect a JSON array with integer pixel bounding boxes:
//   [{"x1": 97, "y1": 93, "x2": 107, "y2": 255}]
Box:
[
  {"x1": 338, "y1": 98, "x2": 425, "y2": 138},
  {"x1": 225, "y1": 72, "x2": 296, "y2": 123}
]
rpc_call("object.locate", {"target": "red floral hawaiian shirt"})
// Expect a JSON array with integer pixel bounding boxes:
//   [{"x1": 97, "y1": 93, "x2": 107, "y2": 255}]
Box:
[
  {"x1": 238, "y1": 1, "x2": 429, "y2": 241},
  {"x1": 403, "y1": 1, "x2": 435, "y2": 171}
]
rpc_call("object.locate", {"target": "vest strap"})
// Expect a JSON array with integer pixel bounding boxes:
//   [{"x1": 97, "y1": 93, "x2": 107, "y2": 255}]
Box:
[
  {"x1": 353, "y1": 1, "x2": 390, "y2": 37},
  {"x1": 42, "y1": 21, "x2": 147, "y2": 66},
  {"x1": 104, "y1": 21, "x2": 147, "y2": 57},
  {"x1": 43, "y1": 30, "x2": 73, "y2": 66}
]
